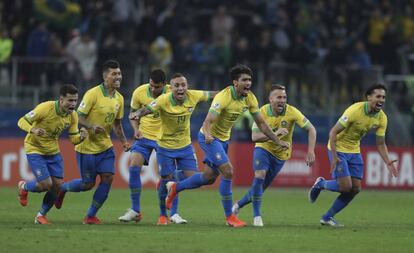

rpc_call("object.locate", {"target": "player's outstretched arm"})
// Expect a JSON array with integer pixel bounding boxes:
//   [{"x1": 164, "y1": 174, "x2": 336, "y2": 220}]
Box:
[
  {"x1": 129, "y1": 109, "x2": 142, "y2": 139},
  {"x1": 113, "y1": 119, "x2": 130, "y2": 151},
  {"x1": 376, "y1": 136, "x2": 399, "y2": 177},
  {"x1": 201, "y1": 112, "x2": 218, "y2": 144},
  {"x1": 304, "y1": 123, "x2": 317, "y2": 167},
  {"x1": 252, "y1": 113, "x2": 290, "y2": 149},
  {"x1": 129, "y1": 107, "x2": 152, "y2": 121},
  {"x1": 328, "y1": 123, "x2": 345, "y2": 173},
  {"x1": 78, "y1": 113, "x2": 105, "y2": 134}
]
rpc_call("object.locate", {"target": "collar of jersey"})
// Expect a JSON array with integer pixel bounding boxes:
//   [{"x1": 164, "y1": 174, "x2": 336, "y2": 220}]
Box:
[
  {"x1": 230, "y1": 86, "x2": 245, "y2": 100},
  {"x1": 146, "y1": 84, "x2": 168, "y2": 98},
  {"x1": 169, "y1": 92, "x2": 188, "y2": 106},
  {"x1": 100, "y1": 83, "x2": 116, "y2": 98},
  {"x1": 363, "y1": 101, "x2": 379, "y2": 117},
  {"x1": 55, "y1": 100, "x2": 68, "y2": 116},
  {"x1": 267, "y1": 103, "x2": 286, "y2": 116}
]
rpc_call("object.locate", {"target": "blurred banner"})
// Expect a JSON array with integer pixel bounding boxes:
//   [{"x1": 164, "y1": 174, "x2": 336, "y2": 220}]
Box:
[{"x1": 0, "y1": 138, "x2": 413, "y2": 190}]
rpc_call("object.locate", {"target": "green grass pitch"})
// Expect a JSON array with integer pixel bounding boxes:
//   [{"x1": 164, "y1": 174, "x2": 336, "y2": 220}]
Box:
[{"x1": 0, "y1": 187, "x2": 413, "y2": 253}]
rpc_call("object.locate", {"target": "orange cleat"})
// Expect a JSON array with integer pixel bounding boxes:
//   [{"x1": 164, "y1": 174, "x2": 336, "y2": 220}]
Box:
[
  {"x1": 18, "y1": 180, "x2": 28, "y2": 207},
  {"x1": 83, "y1": 216, "x2": 102, "y2": 225},
  {"x1": 226, "y1": 214, "x2": 247, "y2": 228},
  {"x1": 54, "y1": 190, "x2": 66, "y2": 209},
  {"x1": 165, "y1": 182, "x2": 177, "y2": 210},
  {"x1": 35, "y1": 215, "x2": 51, "y2": 225},
  {"x1": 156, "y1": 215, "x2": 169, "y2": 225}
]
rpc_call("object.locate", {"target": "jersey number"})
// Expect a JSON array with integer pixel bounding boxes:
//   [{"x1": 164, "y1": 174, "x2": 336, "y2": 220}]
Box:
[
  {"x1": 177, "y1": 115, "x2": 186, "y2": 124},
  {"x1": 229, "y1": 113, "x2": 239, "y2": 121},
  {"x1": 105, "y1": 112, "x2": 115, "y2": 123}
]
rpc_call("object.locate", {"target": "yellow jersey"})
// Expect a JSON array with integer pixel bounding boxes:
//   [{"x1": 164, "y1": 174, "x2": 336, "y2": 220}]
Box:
[
  {"x1": 17, "y1": 101, "x2": 82, "y2": 155},
  {"x1": 76, "y1": 84, "x2": 124, "y2": 154},
  {"x1": 130, "y1": 83, "x2": 170, "y2": 140},
  {"x1": 204, "y1": 86, "x2": 259, "y2": 141},
  {"x1": 252, "y1": 104, "x2": 310, "y2": 160},
  {"x1": 147, "y1": 90, "x2": 210, "y2": 149},
  {"x1": 329, "y1": 102, "x2": 387, "y2": 153}
]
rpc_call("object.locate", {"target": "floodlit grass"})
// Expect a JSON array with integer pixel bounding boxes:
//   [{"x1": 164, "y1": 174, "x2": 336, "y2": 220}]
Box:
[{"x1": 0, "y1": 187, "x2": 413, "y2": 253}]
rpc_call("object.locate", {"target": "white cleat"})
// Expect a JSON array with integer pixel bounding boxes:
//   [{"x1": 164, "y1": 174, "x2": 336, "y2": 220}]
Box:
[
  {"x1": 118, "y1": 208, "x2": 142, "y2": 222},
  {"x1": 232, "y1": 203, "x2": 240, "y2": 216},
  {"x1": 320, "y1": 217, "x2": 344, "y2": 227},
  {"x1": 253, "y1": 216, "x2": 264, "y2": 227},
  {"x1": 170, "y1": 213, "x2": 188, "y2": 224}
]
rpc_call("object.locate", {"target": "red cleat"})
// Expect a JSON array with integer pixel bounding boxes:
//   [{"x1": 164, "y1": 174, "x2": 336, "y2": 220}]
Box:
[
  {"x1": 83, "y1": 216, "x2": 102, "y2": 225},
  {"x1": 156, "y1": 215, "x2": 169, "y2": 225},
  {"x1": 54, "y1": 190, "x2": 66, "y2": 209},
  {"x1": 226, "y1": 214, "x2": 247, "y2": 228},
  {"x1": 35, "y1": 215, "x2": 51, "y2": 225},
  {"x1": 165, "y1": 182, "x2": 177, "y2": 210},
  {"x1": 18, "y1": 180, "x2": 28, "y2": 207}
]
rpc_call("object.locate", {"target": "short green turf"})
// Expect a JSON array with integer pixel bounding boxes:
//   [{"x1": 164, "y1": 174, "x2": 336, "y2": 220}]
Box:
[{"x1": 1, "y1": 187, "x2": 413, "y2": 253}]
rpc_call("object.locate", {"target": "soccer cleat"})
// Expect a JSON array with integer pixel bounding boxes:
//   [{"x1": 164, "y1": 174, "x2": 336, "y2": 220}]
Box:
[
  {"x1": 232, "y1": 203, "x2": 240, "y2": 216},
  {"x1": 320, "y1": 217, "x2": 344, "y2": 227},
  {"x1": 253, "y1": 216, "x2": 264, "y2": 227},
  {"x1": 165, "y1": 182, "x2": 177, "y2": 210},
  {"x1": 118, "y1": 209, "x2": 142, "y2": 223},
  {"x1": 54, "y1": 190, "x2": 66, "y2": 209},
  {"x1": 83, "y1": 216, "x2": 102, "y2": 225},
  {"x1": 35, "y1": 215, "x2": 51, "y2": 225},
  {"x1": 308, "y1": 177, "x2": 325, "y2": 203},
  {"x1": 18, "y1": 180, "x2": 28, "y2": 206},
  {"x1": 157, "y1": 215, "x2": 169, "y2": 225},
  {"x1": 170, "y1": 213, "x2": 187, "y2": 224},
  {"x1": 226, "y1": 214, "x2": 246, "y2": 228}
]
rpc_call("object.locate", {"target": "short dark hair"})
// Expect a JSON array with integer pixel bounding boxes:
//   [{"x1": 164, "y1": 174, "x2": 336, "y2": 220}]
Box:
[
  {"x1": 102, "y1": 59, "x2": 120, "y2": 73},
  {"x1": 150, "y1": 69, "x2": 166, "y2": 84},
  {"x1": 230, "y1": 64, "x2": 253, "y2": 81},
  {"x1": 60, "y1": 84, "x2": 78, "y2": 96},
  {"x1": 270, "y1": 84, "x2": 286, "y2": 92},
  {"x1": 365, "y1": 83, "x2": 387, "y2": 98},
  {"x1": 170, "y1": 73, "x2": 185, "y2": 80}
]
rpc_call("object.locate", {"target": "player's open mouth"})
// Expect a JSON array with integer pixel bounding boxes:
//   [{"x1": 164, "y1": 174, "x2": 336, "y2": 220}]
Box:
[
  {"x1": 277, "y1": 104, "x2": 285, "y2": 111},
  {"x1": 375, "y1": 102, "x2": 383, "y2": 110},
  {"x1": 114, "y1": 79, "x2": 121, "y2": 85}
]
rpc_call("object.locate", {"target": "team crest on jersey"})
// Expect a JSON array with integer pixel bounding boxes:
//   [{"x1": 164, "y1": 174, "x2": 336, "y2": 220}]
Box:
[
  {"x1": 341, "y1": 116, "x2": 348, "y2": 122},
  {"x1": 281, "y1": 120, "x2": 288, "y2": 127},
  {"x1": 27, "y1": 111, "x2": 35, "y2": 118},
  {"x1": 215, "y1": 153, "x2": 222, "y2": 161},
  {"x1": 242, "y1": 106, "x2": 248, "y2": 112},
  {"x1": 188, "y1": 107, "x2": 193, "y2": 112},
  {"x1": 64, "y1": 123, "x2": 70, "y2": 129},
  {"x1": 79, "y1": 101, "x2": 86, "y2": 109},
  {"x1": 213, "y1": 103, "x2": 220, "y2": 110}
]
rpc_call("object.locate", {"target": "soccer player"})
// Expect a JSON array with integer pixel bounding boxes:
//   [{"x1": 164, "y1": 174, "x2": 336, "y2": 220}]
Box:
[
  {"x1": 308, "y1": 84, "x2": 399, "y2": 227},
  {"x1": 56, "y1": 60, "x2": 131, "y2": 224},
  {"x1": 165, "y1": 64, "x2": 290, "y2": 227},
  {"x1": 17, "y1": 84, "x2": 88, "y2": 224},
  {"x1": 129, "y1": 73, "x2": 215, "y2": 225},
  {"x1": 232, "y1": 84, "x2": 317, "y2": 226},
  {"x1": 118, "y1": 69, "x2": 186, "y2": 225}
]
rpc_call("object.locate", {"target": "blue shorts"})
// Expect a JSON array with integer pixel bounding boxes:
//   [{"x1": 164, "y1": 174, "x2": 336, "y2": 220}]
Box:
[
  {"x1": 130, "y1": 138, "x2": 157, "y2": 165},
  {"x1": 76, "y1": 148, "x2": 115, "y2": 183},
  {"x1": 253, "y1": 147, "x2": 285, "y2": 174},
  {"x1": 198, "y1": 132, "x2": 229, "y2": 171},
  {"x1": 156, "y1": 144, "x2": 198, "y2": 177},
  {"x1": 26, "y1": 153, "x2": 64, "y2": 181},
  {"x1": 328, "y1": 151, "x2": 364, "y2": 179}
]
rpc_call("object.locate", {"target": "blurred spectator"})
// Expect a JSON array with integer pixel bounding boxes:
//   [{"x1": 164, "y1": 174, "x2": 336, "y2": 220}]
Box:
[
  {"x1": 26, "y1": 21, "x2": 50, "y2": 58},
  {"x1": 211, "y1": 5, "x2": 234, "y2": 46},
  {"x1": 0, "y1": 27, "x2": 13, "y2": 86},
  {"x1": 149, "y1": 36, "x2": 172, "y2": 73}
]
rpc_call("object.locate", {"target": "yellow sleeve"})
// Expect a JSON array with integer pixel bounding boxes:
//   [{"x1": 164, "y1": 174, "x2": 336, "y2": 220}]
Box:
[
  {"x1": 77, "y1": 91, "x2": 96, "y2": 116},
  {"x1": 337, "y1": 106, "x2": 355, "y2": 128},
  {"x1": 17, "y1": 117, "x2": 32, "y2": 133},
  {"x1": 17, "y1": 103, "x2": 47, "y2": 132},
  {"x1": 116, "y1": 95, "x2": 124, "y2": 120},
  {"x1": 146, "y1": 94, "x2": 166, "y2": 112},
  {"x1": 292, "y1": 107, "x2": 310, "y2": 129},
  {"x1": 130, "y1": 89, "x2": 141, "y2": 111},
  {"x1": 209, "y1": 93, "x2": 228, "y2": 116},
  {"x1": 247, "y1": 93, "x2": 260, "y2": 115},
  {"x1": 376, "y1": 113, "x2": 387, "y2": 136},
  {"x1": 68, "y1": 112, "x2": 82, "y2": 145}
]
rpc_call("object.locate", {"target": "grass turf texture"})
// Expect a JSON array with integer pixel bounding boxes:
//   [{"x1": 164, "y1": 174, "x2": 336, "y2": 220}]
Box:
[{"x1": 0, "y1": 187, "x2": 413, "y2": 253}]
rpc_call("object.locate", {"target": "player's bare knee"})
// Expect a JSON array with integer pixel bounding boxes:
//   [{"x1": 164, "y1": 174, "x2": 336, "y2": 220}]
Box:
[
  {"x1": 339, "y1": 184, "x2": 352, "y2": 193},
  {"x1": 161, "y1": 174, "x2": 174, "y2": 181},
  {"x1": 350, "y1": 186, "x2": 361, "y2": 195},
  {"x1": 38, "y1": 180, "x2": 53, "y2": 191},
  {"x1": 100, "y1": 173, "x2": 113, "y2": 184},
  {"x1": 83, "y1": 182, "x2": 95, "y2": 190}
]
